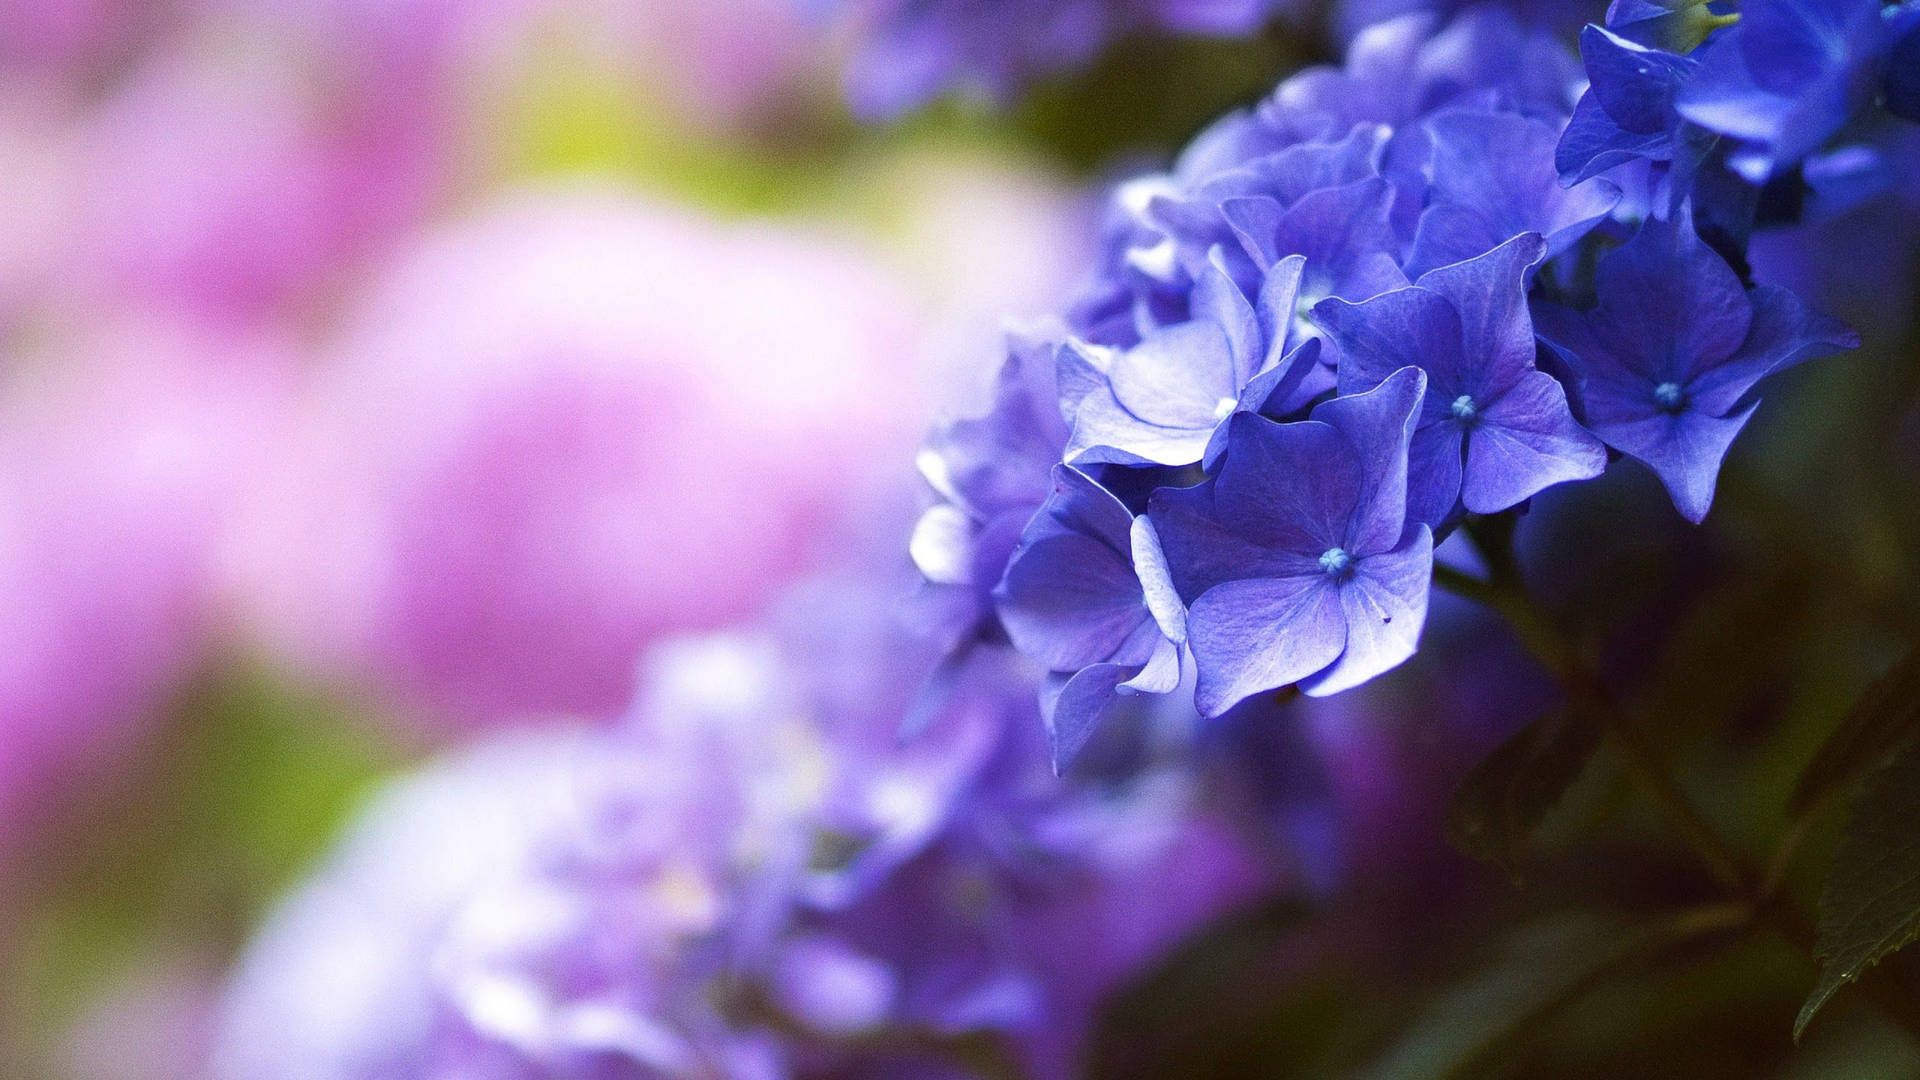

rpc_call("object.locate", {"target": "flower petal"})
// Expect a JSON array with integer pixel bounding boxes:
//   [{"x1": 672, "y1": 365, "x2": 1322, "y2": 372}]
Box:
[
  {"x1": 1299, "y1": 524, "x2": 1433, "y2": 697},
  {"x1": 1188, "y1": 574, "x2": 1346, "y2": 717}
]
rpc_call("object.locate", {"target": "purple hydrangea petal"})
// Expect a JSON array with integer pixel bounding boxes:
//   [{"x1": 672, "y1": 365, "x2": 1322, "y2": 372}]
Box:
[
  {"x1": 1188, "y1": 574, "x2": 1347, "y2": 717},
  {"x1": 1412, "y1": 231, "x2": 1547, "y2": 400},
  {"x1": 1462, "y1": 369, "x2": 1608, "y2": 513},
  {"x1": 1130, "y1": 514, "x2": 1188, "y2": 645},
  {"x1": 1236, "y1": 337, "x2": 1324, "y2": 433},
  {"x1": 1043, "y1": 660, "x2": 1133, "y2": 771},
  {"x1": 1109, "y1": 320, "x2": 1242, "y2": 430},
  {"x1": 1252, "y1": 253, "x2": 1308, "y2": 367},
  {"x1": 1589, "y1": 214, "x2": 1751, "y2": 382},
  {"x1": 1191, "y1": 253, "x2": 1264, "y2": 378},
  {"x1": 996, "y1": 466, "x2": 1154, "y2": 672},
  {"x1": 1557, "y1": 89, "x2": 1675, "y2": 184},
  {"x1": 1592, "y1": 396, "x2": 1761, "y2": 522},
  {"x1": 1210, "y1": 411, "x2": 1362, "y2": 556},
  {"x1": 1150, "y1": 479, "x2": 1318, "y2": 601},
  {"x1": 1582, "y1": 23, "x2": 1696, "y2": 135},
  {"x1": 1312, "y1": 366, "x2": 1425, "y2": 556},
  {"x1": 1685, "y1": 282, "x2": 1860, "y2": 415},
  {"x1": 1407, "y1": 110, "x2": 1621, "y2": 276},
  {"x1": 1406, "y1": 420, "x2": 1467, "y2": 527},
  {"x1": 1297, "y1": 523, "x2": 1433, "y2": 698},
  {"x1": 1318, "y1": 286, "x2": 1466, "y2": 396},
  {"x1": 1123, "y1": 634, "x2": 1184, "y2": 694},
  {"x1": 997, "y1": 530, "x2": 1149, "y2": 672}
]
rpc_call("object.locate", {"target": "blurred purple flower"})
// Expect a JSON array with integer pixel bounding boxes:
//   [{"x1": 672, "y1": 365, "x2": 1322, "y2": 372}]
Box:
[
  {"x1": 819, "y1": 0, "x2": 1289, "y2": 117},
  {"x1": 217, "y1": 575, "x2": 1275, "y2": 1080},
  {"x1": 1889, "y1": 4, "x2": 1920, "y2": 122},
  {"x1": 911, "y1": 326, "x2": 1075, "y2": 655}
]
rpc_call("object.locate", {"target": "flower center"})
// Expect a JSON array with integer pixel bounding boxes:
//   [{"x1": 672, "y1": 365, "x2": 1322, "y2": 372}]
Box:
[
  {"x1": 1450, "y1": 394, "x2": 1479, "y2": 424},
  {"x1": 1214, "y1": 396, "x2": 1239, "y2": 420},
  {"x1": 1653, "y1": 381, "x2": 1686, "y2": 413},
  {"x1": 1294, "y1": 287, "x2": 1330, "y2": 328},
  {"x1": 1319, "y1": 547, "x2": 1353, "y2": 576}
]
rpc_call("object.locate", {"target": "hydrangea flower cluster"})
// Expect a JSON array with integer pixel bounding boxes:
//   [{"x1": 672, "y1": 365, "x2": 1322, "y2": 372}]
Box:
[
  {"x1": 914, "y1": 3, "x2": 1893, "y2": 765},
  {"x1": 1561, "y1": 0, "x2": 1919, "y2": 199},
  {"x1": 213, "y1": 571, "x2": 1275, "y2": 1080},
  {"x1": 812, "y1": 0, "x2": 1292, "y2": 117}
]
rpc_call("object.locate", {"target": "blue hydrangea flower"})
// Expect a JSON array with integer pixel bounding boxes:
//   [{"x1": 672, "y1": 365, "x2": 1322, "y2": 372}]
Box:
[
  {"x1": 1888, "y1": 4, "x2": 1920, "y2": 123},
  {"x1": 1556, "y1": 23, "x2": 1701, "y2": 184},
  {"x1": 1322, "y1": 0, "x2": 1595, "y2": 47},
  {"x1": 912, "y1": 326, "x2": 1070, "y2": 651},
  {"x1": 1220, "y1": 176, "x2": 1410, "y2": 342},
  {"x1": 1408, "y1": 109, "x2": 1623, "y2": 276},
  {"x1": 1060, "y1": 254, "x2": 1325, "y2": 467},
  {"x1": 1148, "y1": 367, "x2": 1434, "y2": 716},
  {"x1": 821, "y1": 0, "x2": 1287, "y2": 118},
  {"x1": 1674, "y1": 0, "x2": 1894, "y2": 183},
  {"x1": 772, "y1": 721, "x2": 1271, "y2": 1080},
  {"x1": 1264, "y1": 7, "x2": 1580, "y2": 132},
  {"x1": 1604, "y1": 0, "x2": 1736, "y2": 52},
  {"x1": 1532, "y1": 214, "x2": 1859, "y2": 522},
  {"x1": 215, "y1": 573, "x2": 1277, "y2": 1080},
  {"x1": 994, "y1": 465, "x2": 1188, "y2": 770},
  {"x1": 1315, "y1": 234, "x2": 1608, "y2": 527},
  {"x1": 1082, "y1": 125, "x2": 1390, "y2": 347},
  {"x1": 1072, "y1": 7, "x2": 1584, "y2": 347}
]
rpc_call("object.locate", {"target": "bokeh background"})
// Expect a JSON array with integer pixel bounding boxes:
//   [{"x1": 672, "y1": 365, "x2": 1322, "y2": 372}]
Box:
[{"x1": 3, "y1": 3, "x2": 1920, "y2": 1079}]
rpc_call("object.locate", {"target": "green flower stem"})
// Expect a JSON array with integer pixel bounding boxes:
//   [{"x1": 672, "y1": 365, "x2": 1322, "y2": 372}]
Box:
[
  {"x1": 1442, "y1": 513, "x2": 1750, "y2": 892},
  {"x1": 1435, "y1": 516, "x2": 1920, "y2": 1044},
  {"x1": 1432, "y1": 560, "x2": 1748, "y2": 894}
]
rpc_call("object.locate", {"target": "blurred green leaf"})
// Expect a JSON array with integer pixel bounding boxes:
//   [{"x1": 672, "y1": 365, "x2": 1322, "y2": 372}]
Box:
[
  {"x1": 1789, "y1": 643, "x2": 1920, "y2": 817},
  {"x1": 1085, "y1": 898, "x2": 1333, "y2": 1080},
  {"x1": 1447, "y1": 711, "x2": 1602, "y2": 881},
  {"x1": 2, "y1": 666, "x2": 410, "y2": 1075},
  {"x1": 1357, "y1": 906, "x2": 1748, "y2": 1080},
  {"x1": 1012, "y1": 29, "x2": 1317, "y2": 174},
  {"x1": 1798, "y1": 736, "x2": 1920, "y2": 1041}
]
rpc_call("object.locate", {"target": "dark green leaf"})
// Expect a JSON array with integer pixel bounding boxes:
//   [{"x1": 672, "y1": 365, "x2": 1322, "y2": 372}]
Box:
[
  {"x1": 1084, "y1": 898, "x2": 1329, "y2": 1080},
  {"x1": 1446, "y1": 710, "x2": 1602, "y2": 880},
  {"x1": 1358, "y1": 906, "x2": 1747, "y2": 1080},
  {"x1": 1797, "y1": 735, "x2": 1920, "y2": 1040},
  {"x1": 1789, "y1": 642, "x2": 1920, "y2": 816}
]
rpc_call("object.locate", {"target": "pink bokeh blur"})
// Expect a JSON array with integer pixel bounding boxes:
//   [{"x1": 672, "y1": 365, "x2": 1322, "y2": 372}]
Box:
[{"x1": 0, "y1": 0, "x2": 1089, "y2": 873}]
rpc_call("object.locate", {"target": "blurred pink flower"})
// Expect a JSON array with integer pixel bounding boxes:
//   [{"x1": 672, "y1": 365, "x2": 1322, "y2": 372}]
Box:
[
  {"x1": 594, "y1": 0, "x2": 819, "y2": 125},
  {"x1": 229, "y1": 186, "x2": 929, "y2": 726},
  {"x1": 0, "y1": 319, "x2": 294, "y2": 858},
  {"x1": 0, "y1": 95, "x2": 75, "y2": 335},
  {"x1": 0, "y1": 0, "x2": 169, "y2": 82},
  {"x1": 225, "y1": 0, "x2": 820, "y2": 134},
  {"x1": 61, "y1": 38, "x2": 439, "y2": 323},
  {"x1": 60, "y1": 952, "x2": 222, "y2": 1080}
]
